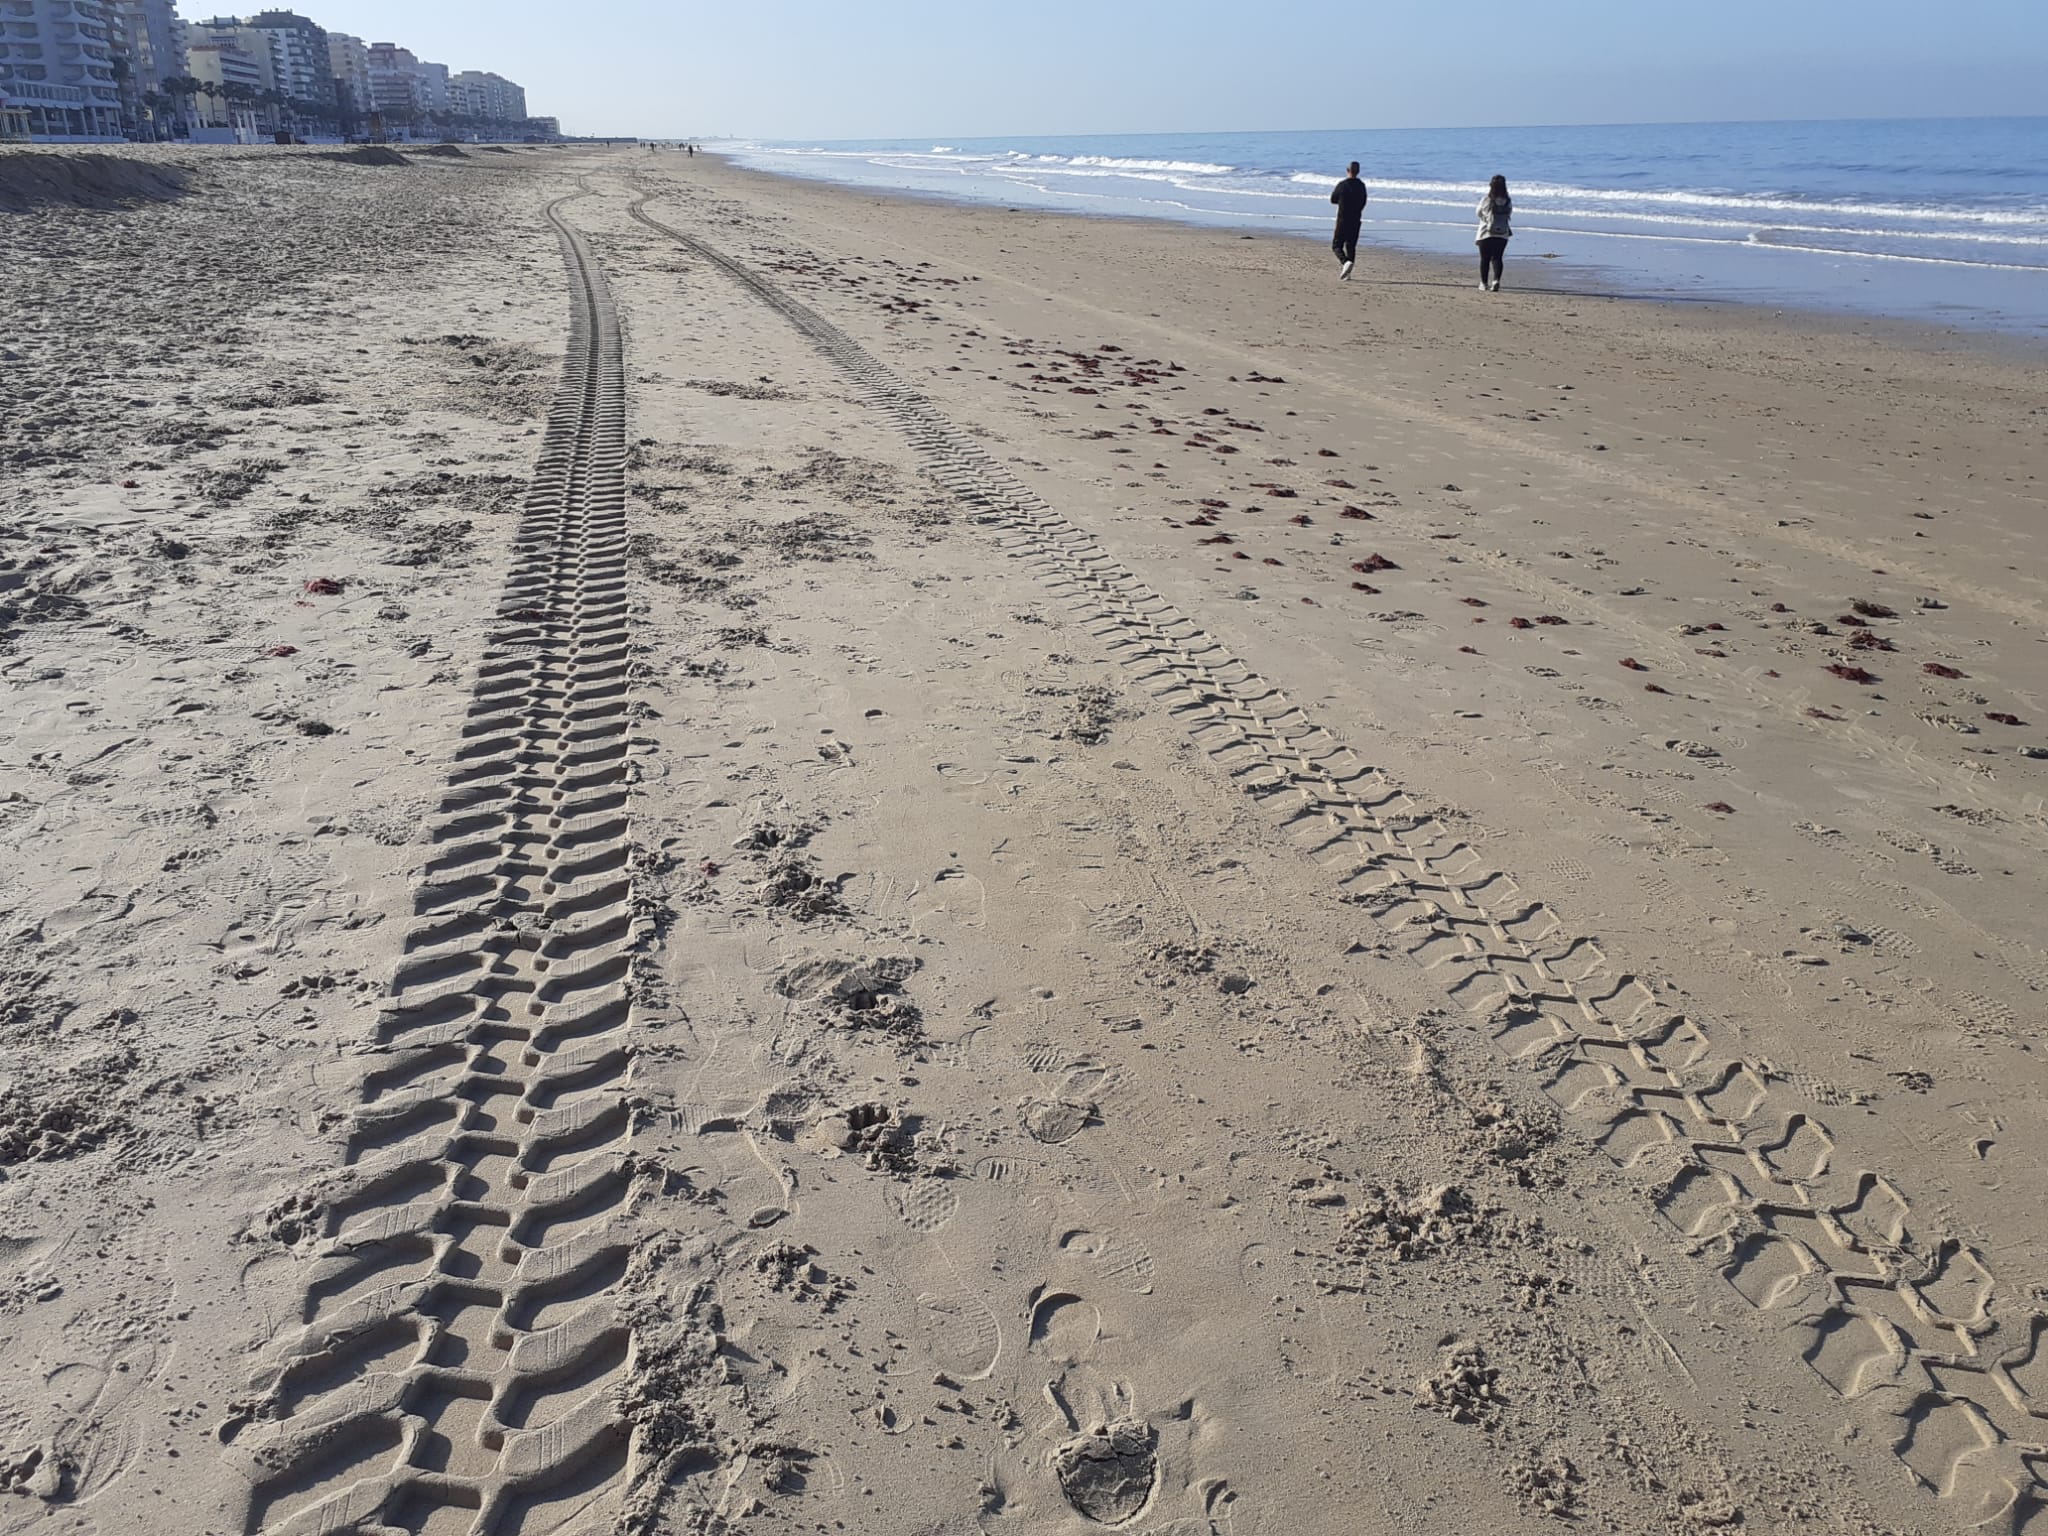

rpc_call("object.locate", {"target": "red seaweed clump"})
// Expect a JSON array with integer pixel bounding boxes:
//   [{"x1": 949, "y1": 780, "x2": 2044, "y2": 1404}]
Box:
[
  {"x1": 1827, "y1": 664, "x2": 1880, "y2": 684},
  {"x1": 1923, "y1": 662, "x2": 1966, "y2": 679},
  {"x1": 1353, "y1": 554, "x2": 1398, "y2": 573}
]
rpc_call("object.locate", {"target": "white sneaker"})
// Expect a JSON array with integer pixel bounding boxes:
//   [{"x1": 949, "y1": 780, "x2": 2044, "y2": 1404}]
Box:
[
  {"x1": 1479, "y1": 280, "x2": 1489, "y2": 290},
  {"x1": 1340, "y1": 261, "x2": 1354, "y2": 280}
]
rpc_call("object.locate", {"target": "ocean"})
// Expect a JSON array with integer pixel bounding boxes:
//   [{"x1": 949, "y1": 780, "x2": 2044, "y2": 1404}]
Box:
[{"x1": 722, "y1": 119, "x2": 2048, "y2": 337}]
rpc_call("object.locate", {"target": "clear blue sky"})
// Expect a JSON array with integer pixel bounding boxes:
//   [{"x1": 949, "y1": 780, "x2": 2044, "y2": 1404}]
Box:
[{"x1": 308, "y1": 0, "x2": 2047, "y2": 139}]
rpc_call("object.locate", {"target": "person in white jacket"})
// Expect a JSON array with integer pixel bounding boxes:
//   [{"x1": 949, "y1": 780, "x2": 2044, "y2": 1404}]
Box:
[{"x1": 1476, "y1": 175, "x2": 1512, "y2": 292}]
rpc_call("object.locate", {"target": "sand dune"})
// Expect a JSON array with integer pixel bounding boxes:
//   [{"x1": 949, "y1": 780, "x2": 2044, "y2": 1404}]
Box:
[{"x1": 2, "y1": 144, "x2": 2044, "y2": 1535}]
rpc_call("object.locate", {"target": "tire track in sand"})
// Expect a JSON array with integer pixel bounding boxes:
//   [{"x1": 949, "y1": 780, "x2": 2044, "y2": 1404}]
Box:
[
  {"x1": 218, "y1": 193, "x2": 647, "y2": 1536},
  {"x1": 626, "y1": 187, "x2": 2048, "y2": 1534}
]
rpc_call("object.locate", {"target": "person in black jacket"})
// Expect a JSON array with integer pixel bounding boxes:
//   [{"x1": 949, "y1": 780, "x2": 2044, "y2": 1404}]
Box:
[{"x1": 1330, "y1": 162, "x2": 1368, "y2": 279}]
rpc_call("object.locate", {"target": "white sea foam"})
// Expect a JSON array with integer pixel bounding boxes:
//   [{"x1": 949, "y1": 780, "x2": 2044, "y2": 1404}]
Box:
[{"x1": 720, "y1": 125, "x2": 2048, "y2": 322}]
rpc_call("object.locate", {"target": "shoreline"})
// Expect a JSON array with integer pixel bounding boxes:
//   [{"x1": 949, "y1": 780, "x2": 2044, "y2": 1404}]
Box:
[{"x1": 711, "y1": 143, "x2": 2048, "y2": 352}]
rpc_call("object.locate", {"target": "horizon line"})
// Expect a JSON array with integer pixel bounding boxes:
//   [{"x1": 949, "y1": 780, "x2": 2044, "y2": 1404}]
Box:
[{"x1": 693, "y1": 112, "x2": 2048, "y2": 143}]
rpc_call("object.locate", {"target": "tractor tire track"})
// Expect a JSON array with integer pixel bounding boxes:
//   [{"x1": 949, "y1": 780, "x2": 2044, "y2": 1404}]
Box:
[
  {"x1": 221, "y1": 192, "x2": 646, "y2": 1536},
  {"x1": 626, "y1": 188, "x2": 2048, "y2": 1533}
]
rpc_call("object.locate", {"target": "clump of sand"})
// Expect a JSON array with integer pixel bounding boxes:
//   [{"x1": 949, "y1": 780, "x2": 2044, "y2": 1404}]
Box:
[
  {"x1": 0, "y1": 151, "x2": 192, "y2": 213},
  {"x1": 324, "y1": 145, "x2": 412, "y2": 168}
]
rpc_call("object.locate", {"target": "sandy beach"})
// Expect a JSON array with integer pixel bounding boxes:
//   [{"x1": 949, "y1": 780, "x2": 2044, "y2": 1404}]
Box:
[{"x1": 2, "y1": 143, "x2": 2045, "y2": 1536}]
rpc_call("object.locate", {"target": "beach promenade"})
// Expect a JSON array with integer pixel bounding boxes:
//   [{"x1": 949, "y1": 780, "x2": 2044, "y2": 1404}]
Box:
[{"x1": 2, "y1": 143, "x2": 2045, "y2": 1535}]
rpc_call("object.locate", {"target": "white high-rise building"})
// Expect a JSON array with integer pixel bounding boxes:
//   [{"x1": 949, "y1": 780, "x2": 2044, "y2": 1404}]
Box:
[
  {"x1": 111, "y1": 0, "x2": 185, "y2": 112},
  {"x1": 411, "y1": 57, "x2": 446, "y2": 114},
  {"x1": 241, "y1": 9, "x2": 330, "y2": 111},
  {"x1": 0, "y1": 0, "x2": 128, "y2": 140},
  {"x1": 450, "y1": 69, "x2": 524, "y2": 126},
  {"x1": 363, "y1": 41, "x2": 458, "y2": 131},
  {"x1": 325, "y1": 30, "x2": 368, "y2": 121},
  {"x1": 180, "y1": 15, "x2": 274, "y2": 137},
  {"x1": 364, "y1": 39, "x2": 419, "y2": 119}
]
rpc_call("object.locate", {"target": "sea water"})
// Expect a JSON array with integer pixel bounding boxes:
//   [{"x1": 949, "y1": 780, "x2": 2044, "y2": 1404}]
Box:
[{"x1": 722, "y1": 119, "x2": 2048, "y2": 337}]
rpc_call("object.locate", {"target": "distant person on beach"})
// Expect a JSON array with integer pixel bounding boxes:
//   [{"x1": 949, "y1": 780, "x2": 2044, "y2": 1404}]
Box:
[
  {"x1": 1330, "y1": 162, "x2": 1368, "y2": 280},
  {"x1": 1476, "y1": 175, "x2": 1512, "y2": 291}
]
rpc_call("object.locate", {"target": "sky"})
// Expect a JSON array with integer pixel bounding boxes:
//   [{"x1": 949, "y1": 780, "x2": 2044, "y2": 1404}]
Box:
[{"x1": 308, "y1": 0, "x2": 2048, "y2": 140}]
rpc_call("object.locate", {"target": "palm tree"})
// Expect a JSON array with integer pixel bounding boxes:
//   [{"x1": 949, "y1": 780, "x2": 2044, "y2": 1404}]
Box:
[
  {"x1": 108, "y1": 50, "x2": 141, "y2": 138},
  {"x1": 160, "y1": 74, "x2": 203, "y2": 136}
]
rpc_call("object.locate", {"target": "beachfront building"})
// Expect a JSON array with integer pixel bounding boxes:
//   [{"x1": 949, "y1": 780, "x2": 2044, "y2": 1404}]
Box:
[
  {"x1": 364, "y1": 39, "x2": 418, "y2": 124},
  {"x1": 241, "y1": 8, "x2": 334, "y2": 133},
  {"x1": 325, "y1": 28, "x2": 367, "y2": 125},
  {"x1": 411, "y1": 56, "x2": 447, "y2": 115},
  {"x1": 449, "y1": 69, "x2": 525, "y2": 132},
  {"x1": 0, "y1": 0, "x2": 128, "y2": 140},
  {"x1": 364, "y1": 41, "x2": 460, "y2": 137},
  {"x1": 181, "y1": 17, "x2": 274, "y2": 140},
  {"x1": 111, "y1": 0, "x2": 185, "y2": 137}
]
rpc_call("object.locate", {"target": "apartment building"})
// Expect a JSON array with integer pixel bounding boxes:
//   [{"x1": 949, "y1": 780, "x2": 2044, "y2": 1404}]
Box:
[
  {"x1": 241, "y1": 8, "x2": 330, "y2": 109},
  {"x1": 411, "y1": 55, "x2": 445, "y2": 114},
  {"x1": 364, "y1": 38, "x2": 416, "y2": 117},
  {"x1": 112, "y1": 0, "x2": 182, "y2": 93},
  {"x1": 0, "y1": 0, "x2": 128, "y2": 139},
  {"x1": 450, "y1": 68, "x2": 524, "y2": 125},
  {"x1": 324, "y1": 28, "x2": 366, "y2": 118},
  {"x1": 364, "y1": 39, "x2": 459, "y2": 129},
  {"x1": 180, "y1": 14, "x2": 275, "y2": 136}
]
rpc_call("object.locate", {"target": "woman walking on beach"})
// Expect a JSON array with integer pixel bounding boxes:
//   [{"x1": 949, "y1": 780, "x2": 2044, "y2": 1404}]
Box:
[{"x1": 1476, "y1": 175, "x2": 1512, "y2": 291}]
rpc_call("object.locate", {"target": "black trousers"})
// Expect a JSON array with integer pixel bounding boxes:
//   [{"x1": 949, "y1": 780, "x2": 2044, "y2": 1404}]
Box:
[
  {"x1": 1333, "y1": 223, "x2": 1360, "y2": 265},
  {"x1": 1479, "y1": 236, "x2": 1507, "y2": 286}
]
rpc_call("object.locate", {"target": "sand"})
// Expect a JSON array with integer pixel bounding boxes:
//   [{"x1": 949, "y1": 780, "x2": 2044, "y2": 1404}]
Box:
[{"x1": 2, "y1": 143, "x2": 2044, "y2": 1536}]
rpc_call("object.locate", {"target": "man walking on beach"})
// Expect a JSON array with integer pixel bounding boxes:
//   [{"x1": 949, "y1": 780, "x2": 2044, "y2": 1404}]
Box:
[{"x1": 1330, "y1": 162, "x2": 1368, "y2": 279}]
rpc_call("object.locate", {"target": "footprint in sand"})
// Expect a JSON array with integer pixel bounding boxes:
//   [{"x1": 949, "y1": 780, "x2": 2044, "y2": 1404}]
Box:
[
  {"x1": 887, "y1": 1177, "x2": 961, "y2": 1235},
  {"x1": 1024, "y1": 1288, "x2": 1157, "y2": 1520},
  {"x1": 1051, "y1": 1417, "x2": 1159, "y2": 1525},
  {"x1": 1060, "y1": 1228, "x2": 1156, "y2": 1294},
  {"x1": 915, "y1": 1289, "x2": 1002, "y2": 1380}
]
